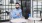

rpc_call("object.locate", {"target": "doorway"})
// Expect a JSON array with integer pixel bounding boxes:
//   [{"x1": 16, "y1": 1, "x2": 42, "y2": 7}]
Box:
[{"x1": 21, "y1": 0, "x2": 31, "y2": 17}]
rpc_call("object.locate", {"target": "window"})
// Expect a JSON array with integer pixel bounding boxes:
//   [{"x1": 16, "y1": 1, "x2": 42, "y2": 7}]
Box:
[
  {"x1": 0, "y1": 0, "x2": 16, "y2": 21},
  {"x1": 32, "y1": 1, "x2": 42, "y2": 18}
]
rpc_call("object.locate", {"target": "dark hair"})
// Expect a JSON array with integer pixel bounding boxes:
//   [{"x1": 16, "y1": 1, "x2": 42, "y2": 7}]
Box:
[{"x1": 16, "y1": 2, "x2": 20, "y2": 5}]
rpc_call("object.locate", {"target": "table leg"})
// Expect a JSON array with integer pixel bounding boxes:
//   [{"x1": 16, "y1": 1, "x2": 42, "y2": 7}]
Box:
[{"x1": 34, "y1": 20, "x2": 35, "y2": 23}]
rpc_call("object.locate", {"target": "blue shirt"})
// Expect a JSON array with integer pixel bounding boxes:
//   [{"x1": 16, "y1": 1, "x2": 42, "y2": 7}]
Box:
[{"x1": 10, "y1": 8, "x2": 22, "y2": 19}]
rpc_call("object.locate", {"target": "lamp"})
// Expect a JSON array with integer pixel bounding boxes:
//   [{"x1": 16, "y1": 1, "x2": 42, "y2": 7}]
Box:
[{"x1": 10, "y1": 0, "x2": 14, "y2": 4}]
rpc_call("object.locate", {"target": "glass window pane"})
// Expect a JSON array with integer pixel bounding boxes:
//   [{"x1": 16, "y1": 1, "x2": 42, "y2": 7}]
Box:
[
  {"x1": 33, "y1": 1, "x2": 37, "y2": 6},
  {"x1": 33, "y1": 9, "x2": 37, "y2": 11},
  {"x1": 8, "y1": 6, "x2": 11, "y2": 12},
  {"x1": 6, "y1": 16, "x2": 9, "y2": 20},
  {"x1": 1, "y1": 10, "x2": 4, "y2": 12},
  {"x1": 5, "y1": 10, "x2": 9, "y2": 12},
  {"x1": 6, "y1": 0, "x2": 9, "y2": 5},
  {"x1": 1, "y1": 10, "x2": 5, "y2": 12},
  {"x1": 38, "y1": 6, "x2": 41, "y2": 8},
  {"x1": 34, "y1": 11, "x2": 37, "y2": 14},
  {"x1": 12, "y1": 6, "x2": 15, "y2": 8},
  {"x1": 3, "y1": 6, "x2": 5, "y2": 9},
  {"x1": 33, "y1": 6, "x2": 37, "y2": 8},
  {"x1": 38, "y1": 9, "x2": 41, "y2": 10},
  {"x1": 9, "y1": 6, "x2": 11, "y2": 8},
  {"x1": 38, "y1": 1, "x2": 41, "y2": 5},
  {"x1": 3, "y1": 0, "x2": 5, "y2": 5},
  {"x1": 6, "y1": 6, "x2": 8, "y2": 8},
  {"x1": 1, "y1": 16, "x2": 5, "y2": 20},
  {"x1": 33, "y1": 14, "x2": 37, "y2": 18}
]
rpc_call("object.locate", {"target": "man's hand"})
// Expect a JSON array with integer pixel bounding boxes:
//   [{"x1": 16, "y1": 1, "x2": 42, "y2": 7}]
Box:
[{"x1": 17, "y1": 13, "x2": 20, "y2": 16}]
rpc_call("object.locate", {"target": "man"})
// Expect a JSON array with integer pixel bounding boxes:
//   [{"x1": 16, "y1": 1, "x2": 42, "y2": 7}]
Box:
[
  {"x1": 10, "y1": 3, "x2": 22, "y2": 19},
  {"x1": 25, "y1": 8, "x2": 30, "y2": 19}
]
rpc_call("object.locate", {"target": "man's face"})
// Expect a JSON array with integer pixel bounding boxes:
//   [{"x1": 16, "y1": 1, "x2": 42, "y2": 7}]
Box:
[{"x1": 16, "y1": 4, "x2": 19, "y2": 9}]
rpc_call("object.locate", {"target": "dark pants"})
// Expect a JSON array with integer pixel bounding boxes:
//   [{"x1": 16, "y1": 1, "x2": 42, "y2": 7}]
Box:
[
  {"x1": 25, "y1": 13, "x2": 30, "y2": 19},
  {"x1": 25, "y1": 15, "x2": 29, "y2": 19},
  {"x1": 25, "y1": 16, "x2": 29, "y2": 19}
]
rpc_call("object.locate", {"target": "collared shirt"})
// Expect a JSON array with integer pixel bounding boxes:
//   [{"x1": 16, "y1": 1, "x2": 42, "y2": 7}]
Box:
[{"x1": 10, "y1": 8, "x2": 22, "y2": 19}]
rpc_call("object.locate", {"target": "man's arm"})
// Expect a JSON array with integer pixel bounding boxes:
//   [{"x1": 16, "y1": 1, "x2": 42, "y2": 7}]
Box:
[
  {"x1": 10, "y1": 10, "x2": 18, "y2": 19},
  {"x1": 10, "y1": 11, "x2": 13, "y2": 19},
  {"x1": 20, "y1": 9, "x2": 22, "y2": 17}
]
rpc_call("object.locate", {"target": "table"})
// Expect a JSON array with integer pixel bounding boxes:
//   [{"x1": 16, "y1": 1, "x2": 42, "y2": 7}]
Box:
[
  {"x1": 10, "y1": 18, "x2": 27, "y2": 23},
  {"x1": 28, "y1": 18, "x2": 41, "y2": 23}
]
